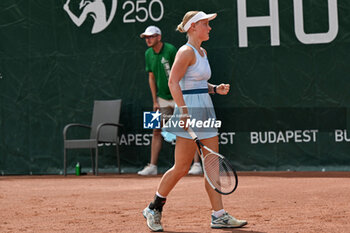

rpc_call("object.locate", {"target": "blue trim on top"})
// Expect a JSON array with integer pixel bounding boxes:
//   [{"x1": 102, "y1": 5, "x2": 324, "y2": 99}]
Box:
[
  {"x1": 182, "y1": 88, "x2": 209, "y2": 95},
  {"x1": 186, "y1": 43, "x2": 195, "y2": 50}
]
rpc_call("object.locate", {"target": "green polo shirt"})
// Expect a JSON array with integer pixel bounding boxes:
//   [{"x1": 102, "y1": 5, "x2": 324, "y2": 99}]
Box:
[{"x1": 145, "y1": 42, "x2": 177, "y2": 100}]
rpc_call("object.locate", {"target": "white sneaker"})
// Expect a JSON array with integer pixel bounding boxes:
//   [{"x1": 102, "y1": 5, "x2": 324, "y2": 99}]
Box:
[
  {"x1": 142, "y1": 207, "x2": 163, "y2": 232},
  {"x1": 188, "y1": 162, "x2": 203, "y2": 175},
  {"x1": 138, "y1": 164, "x2": 157, "y2": 176},
  {"x1": 211, "y1": 212, "x2": 247, "y2": 228}
]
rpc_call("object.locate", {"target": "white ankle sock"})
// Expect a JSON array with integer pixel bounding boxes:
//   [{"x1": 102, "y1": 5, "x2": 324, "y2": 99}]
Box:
[
  {"x1": 193, "y1": 162, "x2": 201, "y2": 166},
  {"x1": 156, "y1": 191, "x2": 166, "y2": 199},
  {"x1": 212, "y1": 209, "x2": 225, "y2": 218}
]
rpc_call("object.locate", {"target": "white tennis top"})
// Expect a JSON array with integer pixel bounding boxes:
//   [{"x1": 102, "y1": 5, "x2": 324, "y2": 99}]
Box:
[{"x1": 179, "y1": 43, "x2": 211, "y2": 91}]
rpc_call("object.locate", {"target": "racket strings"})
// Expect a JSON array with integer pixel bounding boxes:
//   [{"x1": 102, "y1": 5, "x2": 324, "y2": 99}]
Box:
[{"x1": 203, "y1": 153, "x2": 236, "y2": 194}]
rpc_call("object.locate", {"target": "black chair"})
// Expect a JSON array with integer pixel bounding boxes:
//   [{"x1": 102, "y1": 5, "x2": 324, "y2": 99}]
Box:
[{"x1": 63, "y1": 99, "x2": 123, "y2": 175}]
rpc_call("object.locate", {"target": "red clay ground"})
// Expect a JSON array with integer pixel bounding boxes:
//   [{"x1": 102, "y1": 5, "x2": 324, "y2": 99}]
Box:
[{"x1": 1, "y1": 172, "x2": 350, "y2": 233}]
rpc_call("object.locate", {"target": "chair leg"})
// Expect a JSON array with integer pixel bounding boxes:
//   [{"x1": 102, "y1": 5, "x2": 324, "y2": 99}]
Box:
[
  {"x1": 64, "y1": 148, "x2": 67, "y2": 176},
  {"x1": 95, "y1": 146, "x2": 99, "y2": 176},
  {"x1": 90, "y1": 149, "x2": 95, "y2": 175},
  {"x1": 116, "y1": 143, "x2": 121, "y2": 174}
]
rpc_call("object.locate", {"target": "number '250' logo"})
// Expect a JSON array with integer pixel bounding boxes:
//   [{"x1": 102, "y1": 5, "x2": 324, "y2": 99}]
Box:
[
  {"x1": 123, "y1": 0, "x2": 164, "y2": 23},
  {"x1": 63, "y1": 0, "x2": 164, "y2": 34}
]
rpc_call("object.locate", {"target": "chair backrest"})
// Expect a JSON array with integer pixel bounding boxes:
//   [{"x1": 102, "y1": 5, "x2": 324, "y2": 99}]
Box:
[{"x1": 90, "y1": 99, "x2": 122, "y2": 142}]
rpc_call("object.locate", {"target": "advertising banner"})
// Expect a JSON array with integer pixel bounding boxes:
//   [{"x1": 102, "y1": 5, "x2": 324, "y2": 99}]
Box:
[{"x1": 0, "y1": 0, "x2": 349, "y2": 174}]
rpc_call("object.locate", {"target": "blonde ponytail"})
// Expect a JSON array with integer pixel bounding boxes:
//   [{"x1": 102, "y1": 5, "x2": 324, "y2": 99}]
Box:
[
  {"x1": 176, "y1": 11, "x2": 199, "y2": 33},
  {"x1": 176, "y1": 22, "x2": 186, "y2": 33}
]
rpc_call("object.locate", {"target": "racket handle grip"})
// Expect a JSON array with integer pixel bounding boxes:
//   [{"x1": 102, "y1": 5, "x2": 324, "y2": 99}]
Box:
[{"x1": 187, "y1": 127, "x2": 198, "y2": 140}]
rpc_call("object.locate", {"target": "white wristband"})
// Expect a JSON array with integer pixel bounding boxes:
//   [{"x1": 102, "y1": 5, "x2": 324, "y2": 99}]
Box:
[{"x1": 179, "y1": 105, "x2": 188, "y2": 115}]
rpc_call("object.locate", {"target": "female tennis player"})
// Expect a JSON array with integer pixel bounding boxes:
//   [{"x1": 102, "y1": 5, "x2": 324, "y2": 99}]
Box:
[{"x1": 142, "y1": 11, "x2": 247, "y2": 231}]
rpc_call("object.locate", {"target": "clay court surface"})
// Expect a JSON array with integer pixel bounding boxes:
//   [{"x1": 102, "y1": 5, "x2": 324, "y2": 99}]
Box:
[{"x1": 1, "y1": 172, "x2": 350, "y2": 233}]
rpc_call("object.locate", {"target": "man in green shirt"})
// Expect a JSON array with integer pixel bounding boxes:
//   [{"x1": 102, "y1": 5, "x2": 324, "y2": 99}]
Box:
[{"x1": 138, "y1": 26, "x2": 177, "y2": 175}]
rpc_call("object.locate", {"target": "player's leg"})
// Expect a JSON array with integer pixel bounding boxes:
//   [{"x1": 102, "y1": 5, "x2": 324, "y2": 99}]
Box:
[
  {"x1": 201, "y1": 136, "x2": 223, "y2": 210},
  {"x1": 143, "y1": 136, "x2": 196, "y2": 232},
  {"x1": 157, "y1": 136, "x2": 197, "y2": 196},
  {"x1": 201, "y1": 136, "x2": 247, "y2": 229}
]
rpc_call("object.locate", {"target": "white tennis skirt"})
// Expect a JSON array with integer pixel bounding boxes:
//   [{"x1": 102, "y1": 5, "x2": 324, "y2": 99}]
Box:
[{"x1": 163, "y1": 89, "x2": 218, "y2": 140}]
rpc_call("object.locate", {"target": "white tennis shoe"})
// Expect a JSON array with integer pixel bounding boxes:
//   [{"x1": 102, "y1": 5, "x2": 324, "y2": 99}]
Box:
[
  {"x1": 142, "y1": 207, "x2": 163, "y2": 232},
  {"x1": 138, "y1": 164, "x2": 157, "y2": 176},
  {"x1": 211, "y1": 212, "x2": 247, "y2": 228},
  {"x1": 188, "y1": 162, "x2": 203, "y2": 175}
]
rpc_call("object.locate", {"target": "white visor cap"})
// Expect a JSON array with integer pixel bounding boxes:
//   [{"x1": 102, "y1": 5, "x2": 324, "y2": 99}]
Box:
[
  {"x1": 140, "y1": 26, "x2": 162, "y2": 38},
  {"x1": 183, "y1": 11, "x2": 217, "y2": 32}
]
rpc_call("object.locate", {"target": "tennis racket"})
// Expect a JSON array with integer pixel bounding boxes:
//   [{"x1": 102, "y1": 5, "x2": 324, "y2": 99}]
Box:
[{"x1": 187, "y1": 127, "x2": 238, "y2": 195}]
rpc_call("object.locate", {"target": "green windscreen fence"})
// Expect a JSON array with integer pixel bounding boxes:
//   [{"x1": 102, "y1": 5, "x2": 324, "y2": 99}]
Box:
[{"x1": 0, "y1": 0, "x2": 349, "y2": 174}]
